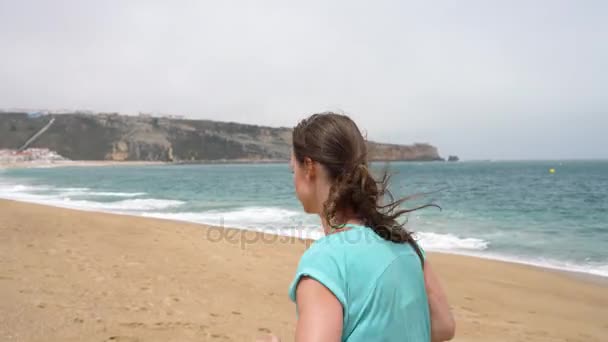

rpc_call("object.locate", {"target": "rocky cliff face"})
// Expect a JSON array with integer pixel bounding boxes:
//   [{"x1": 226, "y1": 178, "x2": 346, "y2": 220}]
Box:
[
  {"x1": 368, "y1": 142, "x2": 442, "y2": 161},
  {"x1": 0, "y1": 113, "x2": 442, "y2": 162}
]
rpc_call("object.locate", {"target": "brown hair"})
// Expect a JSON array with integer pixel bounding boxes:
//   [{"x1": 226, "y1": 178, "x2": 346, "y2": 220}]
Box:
[{"x1": 292, "y1": 112, "x2": 436, "y2": 262}]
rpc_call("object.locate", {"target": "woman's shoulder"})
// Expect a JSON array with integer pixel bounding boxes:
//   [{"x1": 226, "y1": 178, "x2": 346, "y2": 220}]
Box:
[
  {"x1": 300, "y1": 227, "x2": 389, "y2": 266},
  {"x1": 289, "y1": 232, "x2": 353, "y2": 303}
]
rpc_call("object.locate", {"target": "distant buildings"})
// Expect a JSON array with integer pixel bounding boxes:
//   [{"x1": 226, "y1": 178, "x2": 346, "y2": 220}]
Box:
[
  {"x1": 166, "y1": 114, "x2": 185, "y2": 119},
  {"x1": 139, "y1": 112, "x2": 185, "y2": 119},
  {"x1": 0, "y1": 148, "x2": 66, "y2": 164},
  {"x1": 0, "y1": 108, "x2": 189, "y2": 120}
]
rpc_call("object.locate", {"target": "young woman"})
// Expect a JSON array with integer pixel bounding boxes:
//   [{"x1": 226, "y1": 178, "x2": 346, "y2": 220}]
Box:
[{"x1": 261, "y1": 112, "x2": 455, "y2": 342}]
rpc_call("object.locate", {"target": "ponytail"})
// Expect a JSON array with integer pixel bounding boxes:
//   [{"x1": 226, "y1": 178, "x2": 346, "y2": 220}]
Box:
[{"x1": 322, "y1": 162, "x2": 434, "y2": 264}]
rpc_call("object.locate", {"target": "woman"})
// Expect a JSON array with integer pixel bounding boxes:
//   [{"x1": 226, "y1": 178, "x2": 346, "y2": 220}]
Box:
[{"x1": 262, "y1": 112, "x2": 455, "y2": 342}]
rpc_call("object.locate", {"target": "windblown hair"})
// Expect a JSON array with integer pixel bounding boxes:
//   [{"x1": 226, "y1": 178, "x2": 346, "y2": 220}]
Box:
[{"x1": 292, "y1": 112, "x2": 436, "y2": 262}]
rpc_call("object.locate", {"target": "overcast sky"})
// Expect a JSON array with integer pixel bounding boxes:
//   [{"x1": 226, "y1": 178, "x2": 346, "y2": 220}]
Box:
[{"x1": 1, "y1": 0, "x2": 606, "y2": 160}]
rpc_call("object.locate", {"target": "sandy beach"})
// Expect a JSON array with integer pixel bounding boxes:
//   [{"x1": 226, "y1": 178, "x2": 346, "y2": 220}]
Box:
[{"x1": 0, "y1": 199, "x2": 606, "y2": 342}]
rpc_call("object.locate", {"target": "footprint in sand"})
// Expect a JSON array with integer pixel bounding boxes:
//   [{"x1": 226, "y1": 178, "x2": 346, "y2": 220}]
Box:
[
  {"x1": 106, "y1": 336, "x2": 140, "y2": 342},
  {"x1": 120, "y1": 322, "x2": 145, "y2": 328},
  {"x1": 210, "y1": 333, "x2": 228, "y2": 339},
  {"x1": 151, "y1": 321, "x2": 196, "y2": 330}
]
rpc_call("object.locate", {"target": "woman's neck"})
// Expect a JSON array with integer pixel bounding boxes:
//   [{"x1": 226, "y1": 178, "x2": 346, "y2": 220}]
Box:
[{"x1": 320, "y1": 212, "x2": 364, "y2": 235}]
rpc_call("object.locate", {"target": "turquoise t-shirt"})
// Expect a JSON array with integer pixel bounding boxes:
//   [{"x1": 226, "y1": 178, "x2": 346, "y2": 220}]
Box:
[{"x1": 288, "y1": 224, "x2": 430, "y2": 342}]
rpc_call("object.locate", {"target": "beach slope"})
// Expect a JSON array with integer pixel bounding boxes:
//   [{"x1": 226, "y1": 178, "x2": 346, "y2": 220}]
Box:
[{"x1": 0, "y1": 200, "x2": 606, "y2": 341}]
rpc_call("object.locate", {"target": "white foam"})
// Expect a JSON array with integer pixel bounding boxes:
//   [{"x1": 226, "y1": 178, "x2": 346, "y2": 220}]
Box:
[
  {"x1": 451, "y1": 251, "x2": 608, "y2": 278},
  {"x1": 141, "y1": 207, "x2": 310, "y2": 226},
  {"x1": 142, "y1": 207, "x2": 323, "y2": 240},
  {"x1": 62, "y1": 198, "x2": 185, "y2": 211},
  {"x1": 417, "y1": 232, "x2": 489, "y2": 251},
  {"x1": 1, "y1": 184, "x2": 51, "y2": 193},
  {"x1": 1, "y1": 183, "x2": 145, "y2": 198},
  {"x1": 415, "y1": 232, "x2": 608, "y2": 277},
  {"x1": 59, "y1": 187, "x2": 91, "y2": 191},
  {"x1": 57, "y1": 189, "x2": 146, "y2": 197},
  {"x1": 0, "y1": 181, "x2": 182, "y2": 212}
]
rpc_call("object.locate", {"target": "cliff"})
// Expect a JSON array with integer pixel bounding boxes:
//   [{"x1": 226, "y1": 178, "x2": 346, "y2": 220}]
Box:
[
  {"x1": 367, "y1": 142, "x2": 441, "y2": 162},
  {"x1": 0, "y1": 113, "x2": 442, "y2": 162}
]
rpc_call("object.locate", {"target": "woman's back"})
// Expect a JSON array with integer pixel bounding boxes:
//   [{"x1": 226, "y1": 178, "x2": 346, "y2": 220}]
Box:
[
  {"x1": 289, "y1": 224, "x2": 430, "y2": 342},
  {"x1": 283, "y1": 112, "x2": 451, "y2": 341}
]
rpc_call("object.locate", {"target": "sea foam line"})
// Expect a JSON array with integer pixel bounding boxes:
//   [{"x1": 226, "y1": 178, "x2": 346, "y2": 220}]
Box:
[{"x1": 0, "y1": 181, "x2": 182, "y2": 212}]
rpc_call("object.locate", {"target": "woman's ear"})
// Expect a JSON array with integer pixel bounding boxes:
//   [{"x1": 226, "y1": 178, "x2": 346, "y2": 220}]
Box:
[{"x1": 304, "y1": 157, "x2": 316, "y2": 179}]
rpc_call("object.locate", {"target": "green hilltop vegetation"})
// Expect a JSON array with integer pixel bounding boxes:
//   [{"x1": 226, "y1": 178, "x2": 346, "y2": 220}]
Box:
[{"x1": 0, "y1": 112, "x2": 443, "y2": 162}]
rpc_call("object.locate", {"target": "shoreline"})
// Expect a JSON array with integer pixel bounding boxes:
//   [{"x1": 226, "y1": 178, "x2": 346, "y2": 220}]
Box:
[
  {"x1": 0, "y1": 185, "x2": 606, "y2": 281},
  {"x1": 0, "y1": 158, "x2": 456, "y2": 170},
  {"x1": 0, "y1": 160, "x2": 170, "y2": 169},
  {"x1": 1, "y1": 199, "x2": 606, "y2": 341},
  {"x1": 0, "y1": 196, "x2": 606, "y2": 284},
  {"x1": 120, "y1": 205, "x2": 608, "y2": 283},
  {"x1": 5, "y1": 158, "x2": 605, "y2": 172},
  {"x1": 0, "y1": 159, "x2": 289, "y2": 170}
]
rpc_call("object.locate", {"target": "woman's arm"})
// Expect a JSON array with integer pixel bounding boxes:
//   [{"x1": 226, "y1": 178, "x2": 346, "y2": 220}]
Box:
[
  {"x1": 295, "y1": 277, "x2": 343, "y2": 342},
  {"x1": 424, "y1": 261, "x2": 456, "y2": 341}
]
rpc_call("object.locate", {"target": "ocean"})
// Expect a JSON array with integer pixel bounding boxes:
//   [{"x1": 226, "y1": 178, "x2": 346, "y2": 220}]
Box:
[{"x1": 1, "y1": 161, "x2": 607, "y2": 277}]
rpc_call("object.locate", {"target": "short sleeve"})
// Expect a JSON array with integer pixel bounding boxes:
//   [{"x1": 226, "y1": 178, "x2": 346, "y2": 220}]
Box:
[{"x1": 288, "y1": 245, "x2": 347, "y2": 312}]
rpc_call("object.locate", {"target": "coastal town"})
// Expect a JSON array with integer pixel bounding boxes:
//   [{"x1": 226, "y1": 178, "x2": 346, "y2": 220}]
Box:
[{"x1": 0, "y1": 148, "x2": 66, "y2": 166}]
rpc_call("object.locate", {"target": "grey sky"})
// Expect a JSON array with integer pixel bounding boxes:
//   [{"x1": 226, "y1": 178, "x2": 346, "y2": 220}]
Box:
[{"x1": 1, "y1": 0, "x2": 606, "y2": 160}]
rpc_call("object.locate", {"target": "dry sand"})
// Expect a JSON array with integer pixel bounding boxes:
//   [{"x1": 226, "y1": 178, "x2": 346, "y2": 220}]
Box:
[{"x1": 0, "y1": 199, "x2": 606, "y2": 341}]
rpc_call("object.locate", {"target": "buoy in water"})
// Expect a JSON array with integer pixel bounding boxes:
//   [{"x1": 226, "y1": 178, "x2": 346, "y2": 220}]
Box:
[{"x1": 549, "y1": 168, "x2": 555, "y2": 174}]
